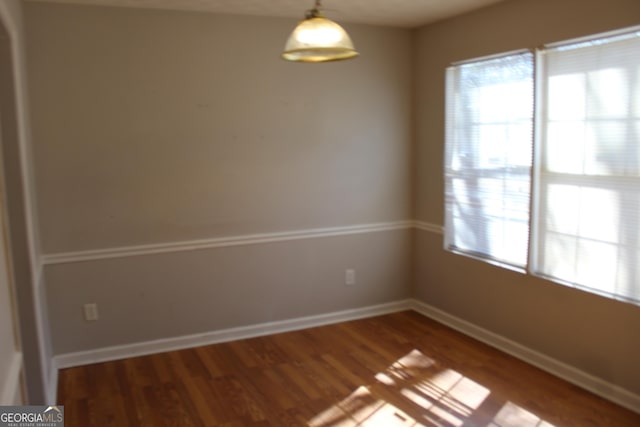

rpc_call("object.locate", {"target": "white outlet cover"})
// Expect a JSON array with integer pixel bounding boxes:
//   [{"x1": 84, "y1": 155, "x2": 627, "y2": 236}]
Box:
[
  {"x1": 345, "y1": 269, "x2": 356, "y2": 286},
  {"x1": 84, "y1": 303, "x2": 99, "y2": 321}
]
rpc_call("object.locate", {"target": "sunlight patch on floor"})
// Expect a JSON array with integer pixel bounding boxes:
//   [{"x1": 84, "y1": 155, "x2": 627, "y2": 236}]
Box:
[
  {"x1": 489, "y1": 401, "x2": 556, "y2": 427},
  {"x1": 309, "y1": 386, "x2": 425, "y2": 426},
  {"x1": 414, "y1": 368, "x2": 490, "y2": 411},
  {"x1": 388, "y1": 349, "x2": 437, "y2": 383},
  {"x1": 310, "y1": 349, "x2": 556, "y2": 427},
  {"x1": 402, "y1": 368, "x2": 490, "y2": 426}
]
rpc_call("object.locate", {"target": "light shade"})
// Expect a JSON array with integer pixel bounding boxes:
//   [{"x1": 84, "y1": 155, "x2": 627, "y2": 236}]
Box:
[{"x1": 282, "y1": 16, "x2": 358, "y2": 62}]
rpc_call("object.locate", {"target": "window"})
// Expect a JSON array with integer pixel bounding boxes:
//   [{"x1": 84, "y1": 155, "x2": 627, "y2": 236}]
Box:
[
  {"x1": 444, "y1": 27, "x2": 640, "y2": 305},
  {"x1": 445, "y1": 51, "x2": 534, "y2": 270}
]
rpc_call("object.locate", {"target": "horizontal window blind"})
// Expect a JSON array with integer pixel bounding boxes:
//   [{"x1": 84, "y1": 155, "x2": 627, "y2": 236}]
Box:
[
  {"x1": 444, "y1": 25, "x2": 640, "y2": 306},
  {"x1": 533, "y1": 29, "x2": 640, "y2": 303},
  {"x1": 444, "y1": 52, "x2": 534, "y2": 269}
]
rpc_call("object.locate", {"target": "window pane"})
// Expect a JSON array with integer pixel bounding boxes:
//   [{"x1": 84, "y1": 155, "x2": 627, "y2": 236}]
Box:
[
  {"x1": 534, "y1": 29, "x2": 640, "y2": 304},
  {"x1": 444, "y1": 26, "x2": 640, "y2": 305},
  {"x1": 445, "y1": 52, "x2": 534, "y2": 268}
]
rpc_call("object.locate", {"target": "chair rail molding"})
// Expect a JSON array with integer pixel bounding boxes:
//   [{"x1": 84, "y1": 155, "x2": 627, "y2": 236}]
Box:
[{"x1": 41, "y1": 221, "x2": 416, "y2": 265}]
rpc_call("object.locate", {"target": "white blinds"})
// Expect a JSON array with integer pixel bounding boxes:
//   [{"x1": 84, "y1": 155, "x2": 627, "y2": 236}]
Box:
[
  {"x1": 533, "y1": 30, "x2": 640, "y2": 303},
  {"x1": 444, "y1": 26, "x2": 640, "y2": 305},
  {"x1": 445, "y1": 52, "x2": 534, "y2": 269}
]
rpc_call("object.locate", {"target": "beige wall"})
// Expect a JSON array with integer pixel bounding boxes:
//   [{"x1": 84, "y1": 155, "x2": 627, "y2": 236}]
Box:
[
  {"x1": 25, "y1": 0, "x2": 640, "y2": 404},
  {"x1": 0, "y1": 187, "x2": 22, "y2": 404},
  {"x1": 414, "y1": 0, "x2": 640, "y2": 395},
  {"x1": 0, "y1": 0, "x2": 48, "y2": 404},
  {"x1": 25, "y1": 2, "x2": 413, "y2": 353},
  {"x1": 0, "y1": 17, "x2": 21, "y2": 403},
  {"x1": 47, "y1": 229, "x2": 412, "y2": 354},
  {"x1": 27, "y1": 3, "x2": 412, "y2": 254}
]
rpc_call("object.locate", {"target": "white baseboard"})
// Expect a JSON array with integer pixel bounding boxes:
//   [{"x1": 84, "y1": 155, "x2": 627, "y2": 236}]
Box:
[
  {"x1": 410, "y1": 299, "x2": 640, "y2": 414},
  {"x1": 54, "y1": 299, "x2": 413, "y2": 370},
  {"x1": 1, "y1": 352, "x2": 22, "y2": 405},
  {"x1": 50, "y1": 298, "x2": 640, "y2": 414}
]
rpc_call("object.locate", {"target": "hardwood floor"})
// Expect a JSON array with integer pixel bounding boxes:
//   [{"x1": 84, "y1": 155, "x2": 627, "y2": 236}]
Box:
[{"x1": 57, "y1": 311, "x2": 640, "y2": 426}]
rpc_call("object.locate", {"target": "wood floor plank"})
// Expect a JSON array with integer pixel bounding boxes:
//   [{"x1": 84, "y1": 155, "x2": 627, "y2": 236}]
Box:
[
  {"x1": 124, "y1": 381, "x2": 157, "y2": 426},
  {"x1": 114, "y1": 361, "x2": 143, "y2": 426},
  {"x1": 193, "y1": 346, "x2": 226, "y2": 379},
  {"x1": 175, "y1": 375, "x2": 221, "y2": 425},
  {"x1": 57, "y1": 311, "x2": 640, "y2": 426},
  {"x1": 253, "y1": 368, "x2": 299, "y2": 410},
  {"x1": 140, "y1": 386, "x2": 170, "y2": 427}
]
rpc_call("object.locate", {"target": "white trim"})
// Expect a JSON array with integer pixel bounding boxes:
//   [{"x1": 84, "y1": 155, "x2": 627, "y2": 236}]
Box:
[
  {"x1": 410, "y1": 299, "x2": 640, "y2": 415},
  {"x1": 33, "y1": 266, "x2": 52, "y2": 399},
  {"x1": 50, "y1": 298, "x2": 640, "y2": 414},
  {"x1": 413, "y1": 220, "x2": 443, "y2": 234},
  {"x1": 0, "y1": 0, "x2": 43, "y2": 282},
  {"x1": 1, "y1": 1, "x2": 52, "y2": 406},
  {"x1": 41, "y1": 277, "x2": 57, "y2": 405},
  {"x1": 543, "y1": 24, "x2": 640, "y2": 49},
  {"x1": 46, "y1": 359, "x2": 57, "y2": 405},
  {"x1": 450, "y1": 48, "x2": 533, "y2": 67},
  {"x1": 54, "y1": 300, "x2": 413, "y2": 369},
  {"x1": 42, "y1": 221, "x2": 415, "y2": 265},
  {"x1": 1, "y1": 351, "x2": 22, "y2": 405}
]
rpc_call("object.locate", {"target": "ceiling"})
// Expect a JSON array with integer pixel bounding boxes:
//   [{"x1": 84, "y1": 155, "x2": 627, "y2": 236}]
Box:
[{"x1": 27, "y1": 0, "x2": 509, "y2": 28}]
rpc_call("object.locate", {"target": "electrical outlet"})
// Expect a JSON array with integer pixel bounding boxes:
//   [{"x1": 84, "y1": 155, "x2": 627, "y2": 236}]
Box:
[
  {"x1": 83, "y1": 303, "x2": 99, "y2": 321},
  {"x1": 345, "y1": 269, "x2": 356, "y2": 286}
]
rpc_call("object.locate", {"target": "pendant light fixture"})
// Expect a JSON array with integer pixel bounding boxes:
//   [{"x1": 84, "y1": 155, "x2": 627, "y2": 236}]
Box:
[{"x1": 281, "y1": 0, "x2": 358, "y2": 63}]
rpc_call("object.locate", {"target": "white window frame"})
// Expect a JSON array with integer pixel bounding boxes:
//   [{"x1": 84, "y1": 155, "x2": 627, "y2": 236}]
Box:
[
  {"x1": 444, "y1": 25, "x2": 640, "y2": 306},
  {"x1": 444, "y1": 50, "x2": 535, "y2": 272}
]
